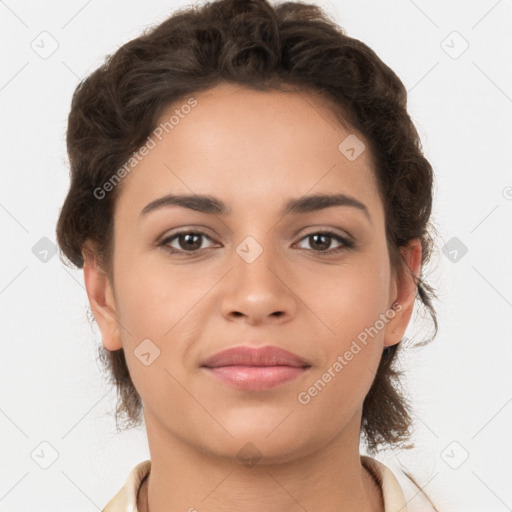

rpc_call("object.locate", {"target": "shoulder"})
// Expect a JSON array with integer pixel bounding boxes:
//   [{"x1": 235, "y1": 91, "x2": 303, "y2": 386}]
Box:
[
  {"x1": 102, "y1": 459, "x2": 151, "y2": 512},
  {"x1": 361, "y1": 455, "x2": 439, "y2": 512}
]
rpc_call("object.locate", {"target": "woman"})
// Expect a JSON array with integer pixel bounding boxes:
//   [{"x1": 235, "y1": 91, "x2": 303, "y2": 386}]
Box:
[{"x1": 56, "y1": 0, "x2": 439, "y2": 510}]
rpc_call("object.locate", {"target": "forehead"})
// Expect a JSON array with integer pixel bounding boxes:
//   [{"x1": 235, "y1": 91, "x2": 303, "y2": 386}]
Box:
[{"x1": 114, "y1": 82, "x2": 383, "y2": 221}]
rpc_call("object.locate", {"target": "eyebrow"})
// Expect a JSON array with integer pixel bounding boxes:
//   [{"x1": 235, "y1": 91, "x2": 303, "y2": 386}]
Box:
[{"x1": 140, "y1": 192, "x2": 372, "y2": 223}]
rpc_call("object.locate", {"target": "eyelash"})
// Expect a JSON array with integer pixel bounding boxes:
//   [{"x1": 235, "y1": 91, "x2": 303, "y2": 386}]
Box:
[{"x1": 157, "y1": 229, "x2": 355, "y2": 256}]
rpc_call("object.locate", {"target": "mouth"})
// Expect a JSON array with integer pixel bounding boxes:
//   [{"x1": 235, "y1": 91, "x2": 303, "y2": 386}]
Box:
[
  {"x1": 200, "y1": 345, "x2": 311, "y2": 391},
  {"x1": 202, "y1": 365, "x2": 310, "y2": 391}
]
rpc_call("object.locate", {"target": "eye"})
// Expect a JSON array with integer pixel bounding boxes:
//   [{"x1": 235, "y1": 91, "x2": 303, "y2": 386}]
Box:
[
  {"x1": 158, "y1": 230, "x2": 217, "y2": 253},
  {"x1": 157, "y1": 229, "x2": 354, "y2": 256},
  {"x1": 295, "y1": 231, "x2": 353, "y2": 254}
]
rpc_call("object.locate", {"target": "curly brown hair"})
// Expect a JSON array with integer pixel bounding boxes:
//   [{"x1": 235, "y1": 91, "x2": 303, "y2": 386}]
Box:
[{"x1": 56, "y1": 0, "x2": 438, "y2": 456}]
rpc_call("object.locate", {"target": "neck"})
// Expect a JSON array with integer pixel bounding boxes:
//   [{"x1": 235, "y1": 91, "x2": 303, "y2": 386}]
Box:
[{"x1": 137, "y1": 414, "x2": 383, "y2": 512}]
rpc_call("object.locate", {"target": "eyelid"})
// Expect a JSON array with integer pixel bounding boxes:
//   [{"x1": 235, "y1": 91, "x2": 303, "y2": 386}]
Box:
[
  {"x1": 294, "y1": 230, "x2": 354, "y2": 252},
  {"x1": 295, "y1": 225, "x2": 354, "y2": 242},
  {"x1": 157, "y1": 226, "x2": 355, "y2": 255},
  {"x1": 157, "y1": 228, "x2": 218, "y2": 249},
  {"x1": 159, "y1": 223, "x2": 354, "y2": 240}
]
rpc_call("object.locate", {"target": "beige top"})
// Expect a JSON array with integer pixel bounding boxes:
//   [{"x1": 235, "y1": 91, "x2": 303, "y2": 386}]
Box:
[{"x1": 102, "y1": 455, "x2": 437, "y2": 511}]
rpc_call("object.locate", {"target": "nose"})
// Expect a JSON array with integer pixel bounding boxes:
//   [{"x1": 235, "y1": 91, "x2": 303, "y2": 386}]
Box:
[{"x1": 220, "y1": 237, "x2": 298, "y2": 325}]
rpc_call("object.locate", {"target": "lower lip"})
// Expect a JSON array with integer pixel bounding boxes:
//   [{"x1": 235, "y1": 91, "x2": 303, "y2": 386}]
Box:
[{"x1": 202, "y1": 365, "x2": 309, "y2": 391}]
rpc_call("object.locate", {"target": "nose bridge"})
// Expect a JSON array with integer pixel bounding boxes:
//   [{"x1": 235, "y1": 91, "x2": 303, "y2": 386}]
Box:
[
  {"x1": 220, "y1": 232, "x2": 296, "y2": 322},
  {"x1": 233, "y1": 233, "x2": 283, "y2": 290}
]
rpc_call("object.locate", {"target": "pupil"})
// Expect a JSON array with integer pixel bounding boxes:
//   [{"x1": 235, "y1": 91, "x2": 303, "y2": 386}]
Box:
[
  {"x1": 181, "y1": 233, "x2": 201, "y2": 250},
  {"x1": 312, "y1": 234, "x2": 330, "y2": 250}
]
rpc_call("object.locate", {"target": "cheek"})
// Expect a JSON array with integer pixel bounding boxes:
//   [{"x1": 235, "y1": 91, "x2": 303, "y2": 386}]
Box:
[
  {"x1": 305, "y1": 251, "x2": 391, "y2": 385},
  {"x1": 296, "y1": 268, "x2": 390, "y2": 421},
  {"x1": 111, "y1": 254, "x2": 219, "y2": 387},
  {"x1": 113, "y1": 253, "x2": 193, "y2": 336},
  {"x1": 308, "y1": 254, "x2": 392, "y2": 338},
  {"x1": 111, "y1": 261, "x2": 195, "y2": 406}
]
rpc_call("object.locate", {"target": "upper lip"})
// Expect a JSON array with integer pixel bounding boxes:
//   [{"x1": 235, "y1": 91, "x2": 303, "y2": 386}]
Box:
[{"x1": 201, "y1": 345, "x2": 311, "y2": 368}]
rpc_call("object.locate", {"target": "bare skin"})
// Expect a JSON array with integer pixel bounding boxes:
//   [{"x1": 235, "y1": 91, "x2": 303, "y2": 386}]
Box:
[
  {"x1": 136, "y1": 458, "x2": 384, "y2": 512},
  {"x1": 84, "y1": 82, "x2": 421, "y2": 511}
]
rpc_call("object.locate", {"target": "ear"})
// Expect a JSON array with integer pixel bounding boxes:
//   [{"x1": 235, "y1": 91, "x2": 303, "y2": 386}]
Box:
[
  {"x1": 82, "y1": 241, "x2": 123, "y2": 351},
  {"x1": 383, "y1": 238, "x2": 422, "y2": 348}
]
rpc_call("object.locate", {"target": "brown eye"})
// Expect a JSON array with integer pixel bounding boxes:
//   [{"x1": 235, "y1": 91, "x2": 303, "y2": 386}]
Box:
[
  {"x1": 159, "y1": 231, "x2": 216, "y2": 253},
  {"x1": 296, "y1": 231, "x2": 353, "y2": 253},
  {"x1": 177, "y1": 233, "x2": 203, "y2": 251}
]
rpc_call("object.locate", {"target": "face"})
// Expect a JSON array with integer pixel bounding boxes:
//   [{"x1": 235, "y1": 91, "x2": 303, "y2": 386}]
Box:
[{"x1": 85, "y1": 82, "x2": 420, "y2": 463}]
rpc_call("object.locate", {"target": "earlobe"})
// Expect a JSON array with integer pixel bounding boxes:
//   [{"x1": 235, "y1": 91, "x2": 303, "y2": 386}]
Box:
[
  {"x1": 383, "y1": 238, "x2": 423, "y2": 348},
  {"x1": 82, "y1": 242, "x2": 123, "y2": 351}
]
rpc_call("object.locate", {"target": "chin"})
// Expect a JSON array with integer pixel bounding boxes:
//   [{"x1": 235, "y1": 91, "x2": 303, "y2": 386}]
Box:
[{"x1": 202, "y1": 420, "x2": 318, "y2": 463}]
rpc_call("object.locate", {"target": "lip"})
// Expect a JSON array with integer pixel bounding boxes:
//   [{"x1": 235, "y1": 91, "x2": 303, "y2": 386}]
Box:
[
  {"x1": 200, "y1": 345, "x2": 311, "y2": 391},
  {"x1": 201, "y1": 345, "x2": 311, "y2": 368}
]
